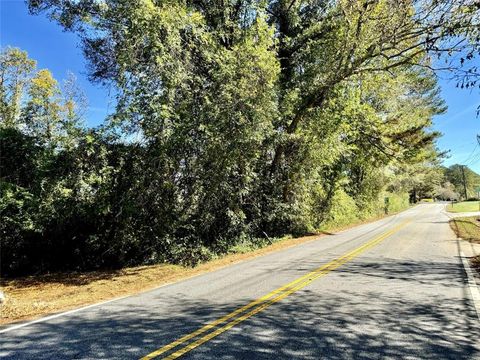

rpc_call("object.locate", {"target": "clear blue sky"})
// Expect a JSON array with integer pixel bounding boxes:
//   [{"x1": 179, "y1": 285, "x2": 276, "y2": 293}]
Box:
[{"x1": 2, "y1": 1, "x2": 479, "y2": 172}]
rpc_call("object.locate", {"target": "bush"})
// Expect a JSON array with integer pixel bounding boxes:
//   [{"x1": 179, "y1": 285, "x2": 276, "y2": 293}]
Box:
[
  {"x1": 385, "y1": 192, "x2": 410, "y2": 213},
  {"x1": 320, "y1": 189, "x2": 360, "y2": 230}
]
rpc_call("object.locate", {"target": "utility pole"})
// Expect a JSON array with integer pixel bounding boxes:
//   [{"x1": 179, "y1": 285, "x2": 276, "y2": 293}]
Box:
[{"x1": 461, "y1": 165, "x2": 468, "y2": 200}]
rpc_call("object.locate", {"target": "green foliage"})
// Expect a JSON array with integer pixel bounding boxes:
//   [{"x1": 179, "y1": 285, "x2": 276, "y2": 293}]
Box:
[
  {"x1": 320, "y1": 189, "x2": 361, "y2": 230},
  {"x1": 444, "y1": 164, "x2": 480, "y2": 199},
  {"x1": 386, "y1": 192, "x2": 411, "y2": 214},
  {"x1": 0, "y1": 47, "x2": 36, "y2": 127},
  {"x1": 319, "y1": 189, "x2": 410, "y2": 230},
  {"x1": 4, "y1": 0, "x2": 478, "y2": 276},
  {"x1": 23, "y1": 69, "x2": 63, "y2": 145}
]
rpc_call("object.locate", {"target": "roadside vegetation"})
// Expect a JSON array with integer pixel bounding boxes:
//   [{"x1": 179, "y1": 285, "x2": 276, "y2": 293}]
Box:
[
  {"x1": 0, "y1": 232, "x2": 326, "y2": 325},
  {"x1": 437, "y1": 165, "x2": 480, "y2": 202},
  {"x1": 2, "y1": 1, "x2": 480, "y2": 281},
  {"x1": 1, "y1": 205, "x2": 415, "y2": 326},
  {"x1": 450, "y1": 216, "x2": 480, "y2": 274}
]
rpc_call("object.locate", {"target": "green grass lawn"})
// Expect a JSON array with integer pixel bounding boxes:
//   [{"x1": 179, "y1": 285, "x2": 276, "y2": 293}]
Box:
[{"x1": 446, "y1": 201, "x2": 480, "y2": 213}]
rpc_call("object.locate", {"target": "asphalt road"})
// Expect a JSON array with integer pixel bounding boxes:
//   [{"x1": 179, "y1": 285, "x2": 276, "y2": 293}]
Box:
[{"x1": 1, "y1": 204, "x2": 479, "y2": 359}]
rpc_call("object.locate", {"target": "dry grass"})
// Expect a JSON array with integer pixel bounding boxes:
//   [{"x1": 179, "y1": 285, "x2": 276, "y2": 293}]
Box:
[
  {"x1": 450, "y1": 216, "x2": 480, "y2": 244},
  {"x1": 0, "y1": 233, "x2": 322, "y2": 325},
  {"x1": 450, "y1": 216, "x2": 480, "y2": 274}
]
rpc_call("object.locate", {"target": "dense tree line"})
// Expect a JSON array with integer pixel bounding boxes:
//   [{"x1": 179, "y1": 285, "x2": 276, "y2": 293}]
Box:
[
  {"x1": 395, "y1": 162, "x2": 480, "y2": 202},
  {"x1": 435, "y1": 164, "x2": 480, "y2": 200},
  {"x1": 1, "y1": 0, "x2": 479, "y2": 276}
]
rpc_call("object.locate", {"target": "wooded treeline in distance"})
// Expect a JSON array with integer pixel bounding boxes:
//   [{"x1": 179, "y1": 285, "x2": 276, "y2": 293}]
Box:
[{"x1": 1, "y1": 0, "x2": 480, "y2": 276}]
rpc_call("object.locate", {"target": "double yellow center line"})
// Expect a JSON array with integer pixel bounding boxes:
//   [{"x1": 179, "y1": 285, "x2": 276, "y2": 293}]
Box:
[{"x1": 141, "y1": 218, "x2": 411, "y2": 359}]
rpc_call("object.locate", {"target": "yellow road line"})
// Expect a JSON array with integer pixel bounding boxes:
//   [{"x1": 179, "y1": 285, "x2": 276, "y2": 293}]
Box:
[{"x1": 140, "y1": 218, "x2": 411, "y2": 360}]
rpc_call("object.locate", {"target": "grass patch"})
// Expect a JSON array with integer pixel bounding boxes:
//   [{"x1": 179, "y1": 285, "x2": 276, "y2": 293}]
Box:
[
  {"x1": 446, "y1": 201, "x2": 480, "y2": 213},
  {"x1": 450, "y1": 216, "x2": 480, "y2": 275},
  {"x1": 450, "y1": 216, "x2": 480, "y2": 244}
]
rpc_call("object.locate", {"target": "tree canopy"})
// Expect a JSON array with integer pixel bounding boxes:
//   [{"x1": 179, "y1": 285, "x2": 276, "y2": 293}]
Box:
[{"x1": 1, "y1": 1, "x2": 480, "y2": 276}]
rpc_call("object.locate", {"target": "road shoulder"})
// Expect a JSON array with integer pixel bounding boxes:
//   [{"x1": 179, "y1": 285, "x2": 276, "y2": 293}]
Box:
[{"x1": 446, "y1": 208, "x2": 480, "y2": 320}]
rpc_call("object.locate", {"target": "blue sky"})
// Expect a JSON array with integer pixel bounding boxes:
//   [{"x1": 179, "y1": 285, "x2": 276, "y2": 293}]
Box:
[{"x1": 1, "y1": 1, "x2": 479, "y2": 172}]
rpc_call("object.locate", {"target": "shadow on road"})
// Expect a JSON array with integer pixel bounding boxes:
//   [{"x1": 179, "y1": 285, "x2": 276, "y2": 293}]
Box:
[{"x1": 1, "y1": 257, "x2": 479, "y2": 359}]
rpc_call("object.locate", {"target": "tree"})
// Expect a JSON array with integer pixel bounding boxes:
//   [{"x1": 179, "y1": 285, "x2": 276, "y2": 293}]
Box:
[
  {"x1": 0, "y1": 47, "x2": 36, "y2": 127},
  {"x1": 445, "y1": 164, "x2": 480, "y2": 199},
  {"x1": 60, "y1": 71, "x2": 87, "y2": 149},
  {"x1": 24, "y1": 0, "x2": 476, "y2": 233},
  {"x1": 435, "y1": 182, "x2": 460, "y2": 201},
  {"x1": 22, "y1": 69, "x2": 62, "y2": 146},
  {"x1": 266, "y1": 0, "x2": 476, "y2": 172},
  {"x1": 1, "y1": 1, "x2": 478, "y2": 276}
]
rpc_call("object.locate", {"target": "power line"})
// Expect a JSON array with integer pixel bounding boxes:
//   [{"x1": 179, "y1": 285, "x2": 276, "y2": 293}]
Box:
[
  {"x1": 458, "y1": 136, "x2": 480, "y2": 167},
  {"x1": 466, "y1": 151, "x2": 480, "y2": 166},
  {"x1": 463, "y1": 142, "x2": 479, "y2": 164}
]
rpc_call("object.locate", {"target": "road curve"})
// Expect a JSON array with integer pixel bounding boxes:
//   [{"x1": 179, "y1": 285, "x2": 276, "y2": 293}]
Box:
[{"x1": 1, "y1": 204, "x2": 479, "y2": 359}]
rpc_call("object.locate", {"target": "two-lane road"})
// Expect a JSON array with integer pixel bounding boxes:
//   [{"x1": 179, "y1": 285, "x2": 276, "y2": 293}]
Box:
[{"x1": 1, "y1": 204, "x2": 479, "y2": 359}]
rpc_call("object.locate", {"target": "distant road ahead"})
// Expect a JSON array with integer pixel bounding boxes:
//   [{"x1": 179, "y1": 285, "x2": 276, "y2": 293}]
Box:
[{"x1": 1, "y1": 204, "x2": 479, "y2": 359}]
